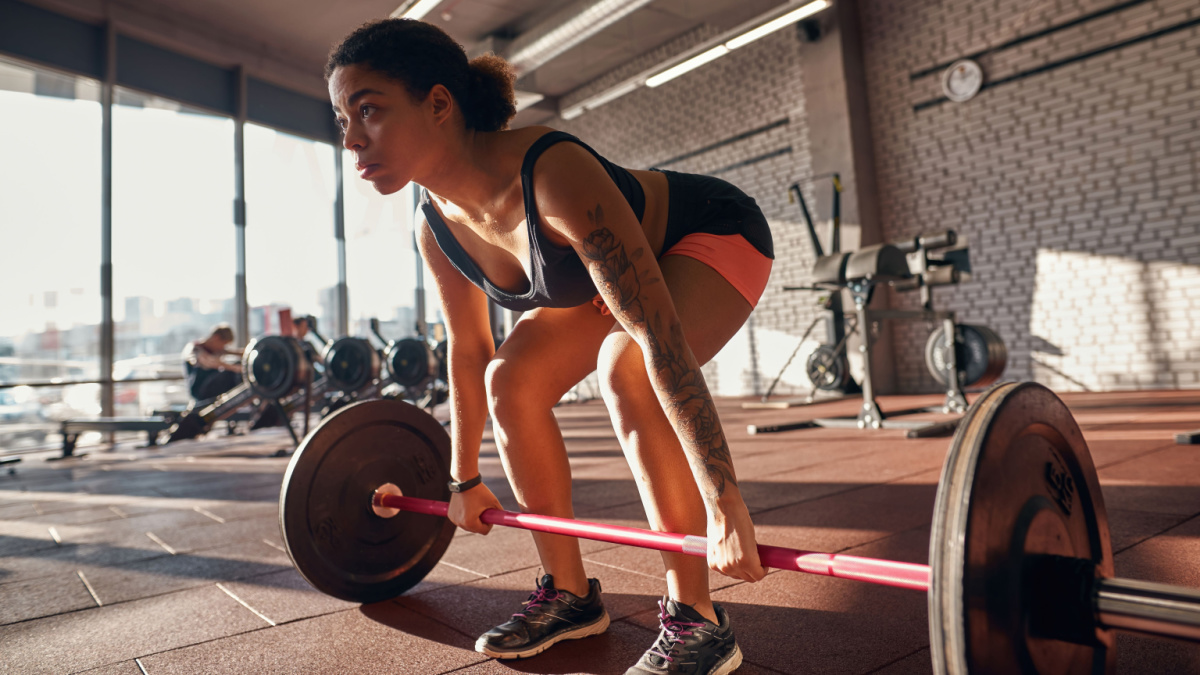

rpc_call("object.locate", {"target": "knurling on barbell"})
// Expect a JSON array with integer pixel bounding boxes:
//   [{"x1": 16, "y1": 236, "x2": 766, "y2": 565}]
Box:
[{"x1": 278, "y1": 385, "x2": 1200, "y2": 674}]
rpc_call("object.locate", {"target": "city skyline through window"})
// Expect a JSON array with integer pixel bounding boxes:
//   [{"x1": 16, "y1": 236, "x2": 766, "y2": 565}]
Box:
[{"x1": 0, "y1": 55, "x2": 424, "y2": 451}]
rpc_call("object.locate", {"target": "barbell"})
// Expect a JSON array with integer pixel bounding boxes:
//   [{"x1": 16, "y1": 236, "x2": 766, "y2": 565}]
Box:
[{"x1": 277, "y1": 382, "x2": 1200, "y2": 673}]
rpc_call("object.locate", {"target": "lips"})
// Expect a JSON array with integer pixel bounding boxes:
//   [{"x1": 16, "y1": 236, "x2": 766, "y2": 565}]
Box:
[{"x1": 356, "y1": 162, "x2": 380, "y2": 178}]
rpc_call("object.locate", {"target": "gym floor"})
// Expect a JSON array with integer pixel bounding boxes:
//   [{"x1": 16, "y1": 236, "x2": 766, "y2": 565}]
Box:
[{"x1": 1, "y1": 391, "x2": 1198, "y2": 674}]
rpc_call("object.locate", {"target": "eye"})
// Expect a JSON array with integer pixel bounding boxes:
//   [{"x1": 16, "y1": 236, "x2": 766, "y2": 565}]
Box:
[
  {"x1": 335, "y1": 116, "x2": 347, "y2": 133},
  {"x1": 360, "y1": 104, "x2": 375, "y2": 119}
]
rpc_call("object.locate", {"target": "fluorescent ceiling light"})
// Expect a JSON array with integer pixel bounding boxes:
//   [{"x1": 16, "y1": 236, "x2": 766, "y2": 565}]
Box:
[
  {"x1": 559, "y1": 0, "x2": 831, "y2": 119},
  {"x1": 645, "y1": 46, "x2": 728, "y2": 88},
  {"x1": 584, "y1": 80, "x2": 642, "y2": 107},
  {"x1": 726, "y1": 0, "x2": 830, "y2": 50},
  {"x1": 390, "y1": 0, "x2": 443, "y2": 20},
  {"x1": 560, "y1": 79, "x2": 641, "y2": 119},
  {"x1": 514, "y1": 90, "x2": 546, "y2": 112}
]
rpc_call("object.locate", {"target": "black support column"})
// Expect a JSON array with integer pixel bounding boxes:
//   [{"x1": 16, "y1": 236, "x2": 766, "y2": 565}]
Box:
[
  {"x1": 99, "y1": 21, "x2": 115, "y2": 419},
  {"x1": 801, "y1": 0, "x2": 895, "y2": 393},
  {"x1": 334, "y1": 148, "x2": 349, "y2": 337},
  {"x1": 233, "y1": 67, "x2": 249, "y2": 347}
]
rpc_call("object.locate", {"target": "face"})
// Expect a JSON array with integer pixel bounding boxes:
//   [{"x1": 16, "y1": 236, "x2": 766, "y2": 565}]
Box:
[{"x1": 329, "y1": 64, "x2": 442, "y2": 195}]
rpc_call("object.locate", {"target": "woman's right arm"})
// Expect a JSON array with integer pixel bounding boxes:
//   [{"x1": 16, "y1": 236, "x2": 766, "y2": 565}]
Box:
[{"x1": 415, "y1": 215, "x2": 502, "y2": 532}]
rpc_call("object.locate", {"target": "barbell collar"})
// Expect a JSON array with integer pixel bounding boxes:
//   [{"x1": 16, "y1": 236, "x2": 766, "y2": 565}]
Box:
[
  {"x1": 1096, "y1": 577, "x2": 1200, "y2": 642},
  {"x1": 372, "y1": 493, "x2": 932, "y2": 592}
]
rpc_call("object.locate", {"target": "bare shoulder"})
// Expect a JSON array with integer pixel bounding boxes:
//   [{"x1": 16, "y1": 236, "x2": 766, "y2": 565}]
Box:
[{"x1": 529, "y1": 139, "x2": 609, "y2": 211}]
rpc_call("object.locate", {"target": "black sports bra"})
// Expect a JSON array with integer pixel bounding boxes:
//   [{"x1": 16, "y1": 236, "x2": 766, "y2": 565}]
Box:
[{"x1": 420, "y1": 131, "x2": 646, "y2": 312}]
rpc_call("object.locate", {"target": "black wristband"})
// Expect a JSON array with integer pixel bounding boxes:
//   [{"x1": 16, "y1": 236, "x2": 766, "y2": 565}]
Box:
[{"x1": 447, "y1": 474, "x2": 482, "y2": 493}]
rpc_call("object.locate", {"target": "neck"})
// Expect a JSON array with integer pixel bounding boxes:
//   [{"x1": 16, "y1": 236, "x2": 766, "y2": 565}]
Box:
[{"x1": 416, "y1": 128, "x2": 508, "y2": 222}]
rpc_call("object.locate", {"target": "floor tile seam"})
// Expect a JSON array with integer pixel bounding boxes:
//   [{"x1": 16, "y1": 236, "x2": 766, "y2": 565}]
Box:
[
  {"x1": 573, "y1": 498, "x2": 651, "y2": 517},
  {"x1": 430, "y1": 654, "x2": 509, "y2": 674},
  {"x1": 97, "y1": 483, "x2": 283, "y2": 500},
  {"x1": 37, "y1": 471, "x2": 282, "y2": 491},
  {"x1": 1094, "y1": 440, "x2": 1191, "y2": 471},
  {"x1": 0, "y1": 548, "x2": 170, "y2": 587},
  {"x1": 581, "y1": 556, "x2": 666, "y2": 580},
  {"x1": 388, "y1": 598, "x2": 483, "y2": 641},
  {"x1": 67, "y1": 621, "x2": 285, "y2": 673},
  {"x1": 0, "y1": 560, "x2": 297, "y2": 624},
  {"x1": 747, "y1": 466, "x2": 940, "y2": 519},
  {"x1": 1113, "y1": 511, "x2": 1200, "y2": 556},
  {"x1": 144, "y1": 529, "x2": 288, "y2": 556},
  {"x1": 734, "y1": 448, "x2": 882, "y2": 482},
  {"x1": 0, "y1": 540, "x2": 64, "y2": 559},
  {"x1": 0, "y1": 489, "x2": 272, "y2": 512},
  {"x1": 862, "y1": 644, "x2": 932, "y2": 674},
  {"x1": 1077, "y1": 404, "x2": 1200, "y2": 426},
  {"x1": 160, "y1": 512, "x2": 279, "y2": 533},
  {"x1": 837, "y1": 523, "x2": 933, "y2": 556},
  {"x1": 12, "y1": 511, "x2": 259, "y2": 539},
  {"x1": 401, "y1": 563, "x2": 546, "y2": 597},
  {"x1": 6, "y1": 525, "x2": 285, "y2": 565},
  {"x1": 4, "y1": 511, "x2": 129, "y2": 526}
]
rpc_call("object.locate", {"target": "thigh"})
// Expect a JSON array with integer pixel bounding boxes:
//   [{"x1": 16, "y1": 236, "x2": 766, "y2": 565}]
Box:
[
  {"x1": 654, "y1": 254, "x2": 757, "y2": 365},
  {"x1": 493, "y1": 301, "x2": 616, "y2": 403}
]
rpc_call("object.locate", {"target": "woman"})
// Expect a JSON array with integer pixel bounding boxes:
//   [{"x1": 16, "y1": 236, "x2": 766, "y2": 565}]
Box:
[{"x1": 328, "y1": 19, "x2": 773, "y2": 675}]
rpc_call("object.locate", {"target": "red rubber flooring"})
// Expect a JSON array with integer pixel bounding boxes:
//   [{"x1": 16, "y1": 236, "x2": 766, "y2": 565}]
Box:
[{"x1": 1, "y1": 389, "x2": 1199, "y2": 674}]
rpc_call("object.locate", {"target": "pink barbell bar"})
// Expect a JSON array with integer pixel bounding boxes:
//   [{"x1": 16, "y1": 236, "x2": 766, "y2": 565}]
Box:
[{"x1": 373, "y1": 492, "x2": 931, "y2": 592}]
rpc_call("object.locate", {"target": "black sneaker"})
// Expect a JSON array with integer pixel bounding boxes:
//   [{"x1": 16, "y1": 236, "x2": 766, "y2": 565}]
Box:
[
  {"x1": 625, "y1": 598, "x2": 742, "y2": 675},
  {"x1": 475, "y1": 574, "x2": 610, "y2": 659}
]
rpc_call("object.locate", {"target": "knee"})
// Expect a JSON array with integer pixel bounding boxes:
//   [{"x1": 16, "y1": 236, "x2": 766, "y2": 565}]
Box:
[
  {"x1": 597, "y1": 333, "x2": 646, "y2": 405},
  {"x1": 484, "y1": 355, "x2": 559, "y2": 423}
]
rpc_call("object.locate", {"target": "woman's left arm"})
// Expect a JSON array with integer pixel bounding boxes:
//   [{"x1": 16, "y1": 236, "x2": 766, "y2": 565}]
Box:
[{"x1": 534, "y1": 144, "x2": 766, "y2": 583}]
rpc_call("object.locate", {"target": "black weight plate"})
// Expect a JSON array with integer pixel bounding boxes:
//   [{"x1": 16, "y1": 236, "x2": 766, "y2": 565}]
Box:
[
  {"x1": 806, "y1": 344, "x2": 849, "y2": 391},
  {"x1": 386, "y1": 338, "x2": 435, "y2": 388},
  {"x1": 323, "y1": 337, "x2": 380, "y2": 393},
  {"x1": 279, "y1": 398, "x2": 455, "y2": 603},
  {"x1": 245, "y1": 336, "x2": 307, "y2": 400},
  {"x1": 929, "y1": 382, "x2": 1115, "y2": 675},
  {"x1": 925, "y1": 324, "x2": 1007, "y2": 388}
]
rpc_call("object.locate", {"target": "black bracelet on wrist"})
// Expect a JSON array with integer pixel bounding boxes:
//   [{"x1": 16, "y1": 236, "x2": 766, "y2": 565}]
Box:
[{"x1": 447, "y1": 474, "x2": 482, "y2": 493}]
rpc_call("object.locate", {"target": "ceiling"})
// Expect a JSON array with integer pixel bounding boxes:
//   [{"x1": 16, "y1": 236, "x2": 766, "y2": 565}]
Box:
[{"x1": 30, "y1": 0, "x2": 787, "y2": 122}]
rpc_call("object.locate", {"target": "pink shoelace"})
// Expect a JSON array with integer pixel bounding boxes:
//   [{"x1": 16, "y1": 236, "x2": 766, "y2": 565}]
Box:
[
  {"x1": 512, "y1": 585, "x2": 561, "y2": 619},
  {"x1": 649, "y1": 600, "x2": 704, "y2": 663}
]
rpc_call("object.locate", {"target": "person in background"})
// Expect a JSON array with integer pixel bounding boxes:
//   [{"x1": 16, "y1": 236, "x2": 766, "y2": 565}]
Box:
[
  {"x1": 182, "y1": 324, "x2": 243, "y2": 403},
  {"x1": 293, "y1": 315, "x2": 326, "y2": 367}
]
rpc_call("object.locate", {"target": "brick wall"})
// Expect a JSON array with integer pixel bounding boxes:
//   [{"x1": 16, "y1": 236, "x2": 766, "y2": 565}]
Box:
[
  {"x1": 552, "y1": 26, "x2": 822, "y2": 397},
  {"x1": 859, "y1": 0, "x2": 1200, "y2": 391},
  {"x1": 548, "y1": 0, "x2": 1200, "y2": 397}
]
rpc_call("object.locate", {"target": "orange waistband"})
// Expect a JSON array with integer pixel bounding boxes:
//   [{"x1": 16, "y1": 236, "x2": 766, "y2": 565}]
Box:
[{"x1": 661, "y1": 233, "x2": 773, "y2": 308}]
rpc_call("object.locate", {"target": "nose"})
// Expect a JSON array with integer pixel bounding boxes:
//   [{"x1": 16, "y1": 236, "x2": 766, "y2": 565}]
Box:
[{"x1": 342, "y1": 122, "x2": 365, "y2": 151}]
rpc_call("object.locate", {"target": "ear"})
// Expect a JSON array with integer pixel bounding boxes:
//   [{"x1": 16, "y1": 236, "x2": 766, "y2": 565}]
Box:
[{"x1": 427, "y1": 84, "x2": 456, "y2": 126}]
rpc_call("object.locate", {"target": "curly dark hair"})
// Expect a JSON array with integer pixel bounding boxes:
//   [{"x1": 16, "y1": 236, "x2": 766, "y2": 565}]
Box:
[{"x1": 327, "y1": 19, "x2": 517, "y2": 133}]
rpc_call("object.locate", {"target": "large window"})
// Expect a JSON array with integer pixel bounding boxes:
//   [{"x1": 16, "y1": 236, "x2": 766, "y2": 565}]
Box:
[
  {"x1": 245, "y1": 125, "x2": 339, "y2": 339},
  {"x1": 111, "y1": 88, "x2": 236, "y2": 417},
  {"x1": 344, "y1": 155, "x2": 441, "y2": 344},
  {"x1": 0, "y1": 58, "x2": 102, "y2": 449}
]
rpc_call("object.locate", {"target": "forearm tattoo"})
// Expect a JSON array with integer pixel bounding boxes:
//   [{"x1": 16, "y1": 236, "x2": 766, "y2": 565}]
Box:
[{"x1": 580, "y1": 205, "x2": 738, "y2": 500}]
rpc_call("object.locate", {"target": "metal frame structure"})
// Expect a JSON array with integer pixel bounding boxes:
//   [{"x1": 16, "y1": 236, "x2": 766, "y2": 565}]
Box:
[{"x1": 0, "y1": 0, "x2": 349, "y2": 417}]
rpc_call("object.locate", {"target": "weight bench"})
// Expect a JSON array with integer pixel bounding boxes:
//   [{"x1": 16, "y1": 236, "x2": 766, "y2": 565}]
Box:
[{"x1": 56, "y1": 417, "x2": 171, "y2": 460}]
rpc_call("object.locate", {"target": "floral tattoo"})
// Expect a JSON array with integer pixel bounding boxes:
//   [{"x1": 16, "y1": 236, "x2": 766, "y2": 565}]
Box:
[{"x1": 580, "y1": 204, "x2": 737, "y2": 500}]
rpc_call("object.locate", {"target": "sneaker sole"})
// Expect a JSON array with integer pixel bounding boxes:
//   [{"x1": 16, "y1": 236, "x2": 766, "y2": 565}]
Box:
[
  {"x1": 712, "y1": 643, "x2": 743, "y2": 675},
  {"x1": 476, "y1": 610, "x2": 611, "y2": 660}
]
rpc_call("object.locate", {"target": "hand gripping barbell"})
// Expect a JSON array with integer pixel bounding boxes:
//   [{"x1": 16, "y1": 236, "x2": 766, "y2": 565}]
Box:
[{"x1": 277, "y1": 382, "x2": 1200, "y2": 673}]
